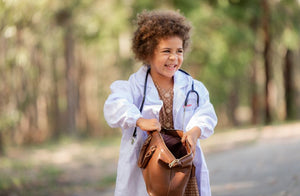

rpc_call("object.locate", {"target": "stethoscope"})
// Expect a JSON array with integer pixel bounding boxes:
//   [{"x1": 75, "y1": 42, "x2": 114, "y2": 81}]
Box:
[{"x1": 131, "y1": 67, "x2": 199, "y2": 144}]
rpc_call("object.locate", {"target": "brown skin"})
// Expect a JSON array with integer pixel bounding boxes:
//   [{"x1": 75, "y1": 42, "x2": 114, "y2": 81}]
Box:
[
  {"x1": 132, "y1": 10, "x2": 191, "y2": 64},
  {"x1": 136, "y1": 117, "x2": 201, "y2": 156},
  {"x1": 181, "y1": 127, "x2": 201, "y2": 156},
  {"x1": 134, "y1": 10, "x2": 200, "y2": 156},
  {"x1": 148, "y1": 36, "x2": 183, "y2": 88},
  {"x1": 136, "y1": 118, "x2": 161, "y2": 132}
]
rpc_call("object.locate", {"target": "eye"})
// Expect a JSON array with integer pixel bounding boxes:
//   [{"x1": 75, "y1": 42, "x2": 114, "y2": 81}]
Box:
[
  {"x1": 177, "y1": 49, "x2": 183, "y2": 54},
  {"x1": 162, "y1": 50, "x2": 170, "y2": 53}
]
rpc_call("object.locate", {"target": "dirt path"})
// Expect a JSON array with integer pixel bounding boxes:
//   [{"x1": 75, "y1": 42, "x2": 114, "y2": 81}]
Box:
[
  {"x1": 207, "y1": 123, "x2": 300, "y2": 196},
  {"x1": 2, "y1": 122, "x2": 300, "y2": 196},
  {"x1": 101, "y1": 122, "x2": 300, "y2": 196},
  {"x1": 1, "y1": 139, "x2": 120, "y2": 196}
]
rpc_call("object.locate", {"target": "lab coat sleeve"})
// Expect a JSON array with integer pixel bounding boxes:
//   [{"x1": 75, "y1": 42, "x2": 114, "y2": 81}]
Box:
[
  {"x1": 185, "y1": 81, "x2": 217, "y2": 139},
  {"x1": 103, "y1": 80, "x2": 142, "y2": 130}
]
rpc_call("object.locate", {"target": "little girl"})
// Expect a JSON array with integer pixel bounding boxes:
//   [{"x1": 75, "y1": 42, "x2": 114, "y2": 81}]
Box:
[{"x1": 104, "y1": 10, "x2": 217, "y2": 196}]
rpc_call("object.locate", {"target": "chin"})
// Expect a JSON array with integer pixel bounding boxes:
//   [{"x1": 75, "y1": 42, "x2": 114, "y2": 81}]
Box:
[{"x1": 163, "y1": 71, "x2": 177, "y2": 78}]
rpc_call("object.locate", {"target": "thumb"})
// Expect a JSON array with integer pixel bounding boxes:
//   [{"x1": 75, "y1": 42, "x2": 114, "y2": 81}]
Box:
[
  {"x1": 181, "y1": 134, "x2": 187, "y2": 144},
  {"x1": 185, "y1": 136, "x2": 195, "y2": 155}
]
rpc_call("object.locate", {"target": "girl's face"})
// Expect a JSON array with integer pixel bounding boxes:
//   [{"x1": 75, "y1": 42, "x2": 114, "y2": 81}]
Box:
[{"x1": 149, "y1": 36, "x2": 184, "y2": 81}]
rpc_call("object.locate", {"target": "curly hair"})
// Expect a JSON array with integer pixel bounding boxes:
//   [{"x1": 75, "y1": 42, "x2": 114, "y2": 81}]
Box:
[{"x1": 132, "y1": 10, "x2": 192, "y2": 64}]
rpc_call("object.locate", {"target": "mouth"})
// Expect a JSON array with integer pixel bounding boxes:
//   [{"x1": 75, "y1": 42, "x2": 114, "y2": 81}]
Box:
[{"x1": 164, "y1": 64, "x2": 177, "y2": 71}]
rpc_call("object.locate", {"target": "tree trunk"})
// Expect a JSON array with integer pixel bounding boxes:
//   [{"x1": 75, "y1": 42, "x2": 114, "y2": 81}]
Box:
[
  {"x1": 50, "y1": 51, "x2": 61, "y2": 139},
  {"x1": 284, "y1": 49, "x2": 294, "y2": 120},
  {"x1": 228, "y1": 83, "x2": 239, "y2": 126},
  {"x1": 0, "y1": 131, "x2": 4, "y2": 156},
  {"x1": 250, "y1": 19, "x2": 260, "y2": 125},
  {"x1": 250, "y1": 60, "x2": 259, "y2": 124},
  {"x1": 261, "y1": 0, "x2": 272, "y2": 124},
  {"x1": 64, "y1": 26, "x2": 77, "y2": 135}
]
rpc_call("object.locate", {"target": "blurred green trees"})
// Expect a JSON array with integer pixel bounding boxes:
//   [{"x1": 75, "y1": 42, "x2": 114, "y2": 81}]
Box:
[{"x1": 0, "y1": 0, "x2": 300, "y2": 150}]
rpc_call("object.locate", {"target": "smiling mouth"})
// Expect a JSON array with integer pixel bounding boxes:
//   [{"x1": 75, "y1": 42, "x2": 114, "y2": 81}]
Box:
[{"x1": 165, "y1": 64, "x2": 177, "y2": 70}]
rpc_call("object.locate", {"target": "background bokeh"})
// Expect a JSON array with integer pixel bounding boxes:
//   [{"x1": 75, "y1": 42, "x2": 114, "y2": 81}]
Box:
[
  {"x1": 1, "y1": 0, "x2": 300, "y2": 147},
  {"x1": 1, "y1": 0, "x2": 300, "y2": 195}
]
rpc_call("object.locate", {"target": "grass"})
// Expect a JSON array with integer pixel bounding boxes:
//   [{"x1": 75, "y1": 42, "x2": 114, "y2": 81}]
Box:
[
  {"x1": 38, "y1": 165, "x2": 63, "y2": 183},
  {"x1": 0, "y1": 158, "x2": 33, "y2": 190},
  {"x1": 0, "y1": 157, "x2": 63, "y2": 195}
]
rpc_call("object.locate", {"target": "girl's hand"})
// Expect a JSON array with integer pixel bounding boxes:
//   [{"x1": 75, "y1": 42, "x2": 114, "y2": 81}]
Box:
[
  {"x1": 136, "y1": 118, "x2": 161, "y2": 132},
  {"x1": 181, "y1": 127, "x2": 201, "y2": 156}
]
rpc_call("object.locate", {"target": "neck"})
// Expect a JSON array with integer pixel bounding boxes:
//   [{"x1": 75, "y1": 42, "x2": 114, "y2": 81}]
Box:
[{"x1": 150, "y1": 71, "x2": 174, "y2": 90}]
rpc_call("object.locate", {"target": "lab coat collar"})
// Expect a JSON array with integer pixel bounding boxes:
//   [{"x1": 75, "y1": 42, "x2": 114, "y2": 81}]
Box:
[
  {"x1": 134, "y1": 66, "x2": 194, "y2": 130},
  {"x1": 174, "y1": 69, "x2": 192, "y2": 89},
  {"x1": 135, "y1": 65, "x2": 161, "y2": 106},
  {"x1": 135, "y1": 65, "x2": 191, "y2": 89},
  {"x1": 134, "y1": 65, "x2": 193, "y2": 101},
  {"x1": 135, "y1": 65, "x2": 150, "y2": 87}
]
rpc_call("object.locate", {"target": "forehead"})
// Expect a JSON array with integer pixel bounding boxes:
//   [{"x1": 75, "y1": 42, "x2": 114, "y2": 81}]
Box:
[{"x1": 157, "y1": 36, "x2": 183, "y2": 48}]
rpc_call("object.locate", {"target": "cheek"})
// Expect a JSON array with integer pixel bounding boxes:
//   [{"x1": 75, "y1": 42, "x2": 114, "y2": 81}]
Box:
[
  {"x1": 159, "y1": 56, "x2": 169, "y2": 64},
  {"x1": 179, "y1": 56, "x2": 184, "y2": 64}
]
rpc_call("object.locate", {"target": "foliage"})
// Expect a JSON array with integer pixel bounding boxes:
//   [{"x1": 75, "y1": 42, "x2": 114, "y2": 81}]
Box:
[{"x1": 0, "y1": 0, "x2": 299, "y2": 146}]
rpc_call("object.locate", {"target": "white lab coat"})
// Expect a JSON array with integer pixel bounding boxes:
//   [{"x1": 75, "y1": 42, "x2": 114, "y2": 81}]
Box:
[{"x1": 104, "y1": 65, "x2": 217, "y2": 196}]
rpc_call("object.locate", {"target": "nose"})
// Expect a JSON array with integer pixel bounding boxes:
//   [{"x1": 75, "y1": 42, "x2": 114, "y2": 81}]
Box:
[{"x1": 169, "y1": 53, "x2": 177, "y2": 60}]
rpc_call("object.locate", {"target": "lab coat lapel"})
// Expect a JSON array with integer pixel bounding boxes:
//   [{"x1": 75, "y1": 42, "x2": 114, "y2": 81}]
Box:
[
  {"x1": 174, "y1": 70, "x2": 191, "y2": 110},
  {"x1": 136, "y1": 67, "x2": 191, "y2": 123},
  {"x1": 173, "y1": 70, "x2": 191, "y2": 129},
  {"x1": 139, "y1": 69, "x2": 162, "y2": 119},
  {"x1": 146, "y1": 76, "x2": 161, "y2": 105},
  {"x1": 135, "y1": 66, "x2": 161, "y2": 105}
]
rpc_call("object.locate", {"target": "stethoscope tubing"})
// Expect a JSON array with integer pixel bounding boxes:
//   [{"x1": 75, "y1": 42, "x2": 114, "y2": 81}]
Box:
[{"x1": 131, "y1": 67, "x2": 199, "y2": 143}]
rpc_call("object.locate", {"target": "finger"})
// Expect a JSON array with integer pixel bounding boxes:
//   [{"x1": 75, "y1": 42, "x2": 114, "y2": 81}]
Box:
[
  {"x1": 187, "y1": 136, "x2": 196, "y2": 155},
  {"x1": 181, "y1": 134, "x2": 187, "y2": 143},
  {"x1": 157, "y1": 124, "x2": 161, "y2": 132},
  {"x1": 189, "y1": 142, "x2": 195, "y2": 155},
  {"x1": 191, "y1": 146, "x2": 195, "y2": 156}
]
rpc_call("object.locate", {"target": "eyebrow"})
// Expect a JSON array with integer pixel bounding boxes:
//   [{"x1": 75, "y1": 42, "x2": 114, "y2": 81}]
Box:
[{"x1": 159, "y1": 47, "x2": 183, "y2": 50}]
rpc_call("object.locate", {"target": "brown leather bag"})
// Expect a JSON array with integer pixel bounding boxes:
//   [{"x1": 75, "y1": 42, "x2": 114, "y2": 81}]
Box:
[{"x1": 138, "y1": 129, "x2": 194, "y2": 196}]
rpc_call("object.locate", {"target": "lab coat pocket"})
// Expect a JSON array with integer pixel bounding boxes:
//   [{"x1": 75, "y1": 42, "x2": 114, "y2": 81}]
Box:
[
  {"x1": 183, "y1": 97, "x2": 198, "y2": 126},
  {"x1": 184, "y1": 97, "x2": 198, "y2": 112}
]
